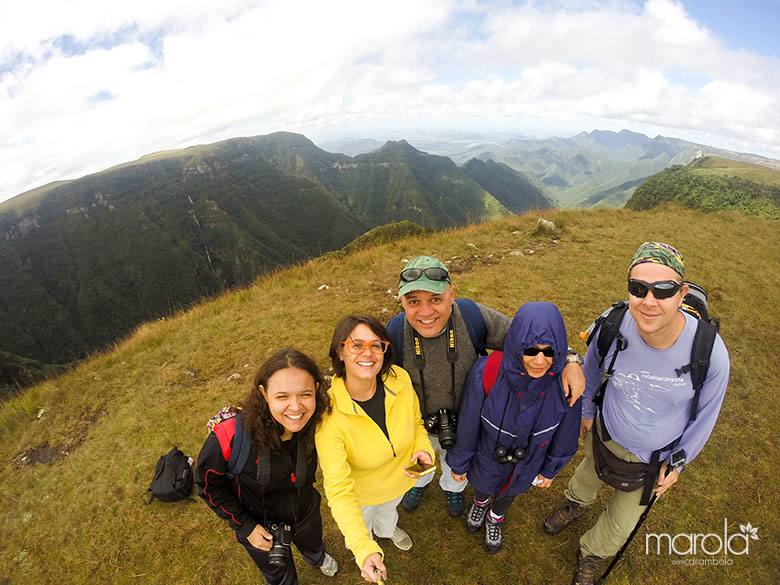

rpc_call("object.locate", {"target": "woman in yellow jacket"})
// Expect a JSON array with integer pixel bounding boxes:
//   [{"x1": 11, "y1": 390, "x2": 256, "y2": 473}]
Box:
[{"x1": 315, "y1": 314, "x2": 434, "y2": 583}]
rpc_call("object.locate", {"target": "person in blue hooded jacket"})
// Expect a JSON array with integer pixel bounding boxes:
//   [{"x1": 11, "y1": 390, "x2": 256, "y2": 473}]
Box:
[{"x1": 445, "y1": 302, "x2": 582, "y2": 554}]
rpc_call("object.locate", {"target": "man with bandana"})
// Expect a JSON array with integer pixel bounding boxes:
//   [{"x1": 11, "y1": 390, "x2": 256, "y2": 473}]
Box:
[
  {"x1": 543, "y1": 242, "x2": 730, "y2": 585},
  {"x1": 391, "y1": 255, "x2": 586, "y2": 518}
]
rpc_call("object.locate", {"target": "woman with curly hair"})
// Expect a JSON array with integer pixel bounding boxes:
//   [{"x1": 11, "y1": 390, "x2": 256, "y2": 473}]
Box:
[
  {"x1": 195, "y1": 348, "x2": 337, "y2": 585},
  {"x1": 315, "y1": 315, "x2": 433, "y2": 583}
]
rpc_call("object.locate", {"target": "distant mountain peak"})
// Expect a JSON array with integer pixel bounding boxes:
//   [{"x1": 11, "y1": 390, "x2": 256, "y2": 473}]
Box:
[
  {"x1": 376, "y1": 139, "x2": 423, "y2": 155},
  {"x1": 580, "y1": 129, "x2": 652, "y2": 148}
]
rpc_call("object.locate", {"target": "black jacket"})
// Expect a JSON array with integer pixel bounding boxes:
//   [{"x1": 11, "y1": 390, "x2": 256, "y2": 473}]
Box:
[{"x1": 195, "y1": 425, "x2": 318, "y2": 539}]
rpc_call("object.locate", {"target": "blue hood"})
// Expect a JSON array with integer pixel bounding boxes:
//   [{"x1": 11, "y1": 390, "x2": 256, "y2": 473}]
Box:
[{"x1": 497, "y1": 302, "x2": 568, "y2": 397}]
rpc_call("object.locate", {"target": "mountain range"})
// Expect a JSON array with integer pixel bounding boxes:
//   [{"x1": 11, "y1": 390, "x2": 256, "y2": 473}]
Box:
[
  {"x1": 323, "y1": 129, "x2": 780, "y2": 208},
  {"x1": 0, "y1": 132, "x2": 551, "y2": 375},
  {"x1": 3, "y1": 127, "x2": 778, "y2": 390}
]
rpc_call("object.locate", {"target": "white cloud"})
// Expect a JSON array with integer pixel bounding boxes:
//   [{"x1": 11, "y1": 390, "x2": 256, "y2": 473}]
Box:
[{"x1": 2, "y1": 0, "x2": 780, "y2": 203}]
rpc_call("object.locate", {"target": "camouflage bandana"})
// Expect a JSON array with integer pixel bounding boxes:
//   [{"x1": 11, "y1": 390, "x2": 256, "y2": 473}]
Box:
[{"x1": 628, "y1": 241, "x2": 685, "y2": 279}]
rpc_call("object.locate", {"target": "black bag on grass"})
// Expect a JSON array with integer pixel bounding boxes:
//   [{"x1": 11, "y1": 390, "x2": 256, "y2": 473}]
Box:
[{"x1": 145, "y1": 446, "x2": 193, "y2": 503}]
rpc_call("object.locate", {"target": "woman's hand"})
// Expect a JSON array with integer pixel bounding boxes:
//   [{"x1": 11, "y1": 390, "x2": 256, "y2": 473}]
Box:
[
  {"x1": 412, "y1": 450, "x2": 433, "y2": 465},
  {"x1": 247, "y1": 524, "x2": 274, "y2": 551},
  {"x1": 533, "y1": 474, "x2": 553, "y2": 488},
  {"x1": 361, "y1": 553, "x2": 386, "y2": 583},
  {"x1": 403, "y1": 450, "x2": 434, "y2": 478},
  {"x1": 450, "y1": 471, "x2": 467, "y2": 483}
]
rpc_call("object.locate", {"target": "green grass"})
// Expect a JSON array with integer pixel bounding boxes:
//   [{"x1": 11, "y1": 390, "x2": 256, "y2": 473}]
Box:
[
  {"x1": 689, "y1": 156, "x2": 780, "y2": 187},
  {"x1": 1, "y1": 207, "x2": 778, "y2": 584}
]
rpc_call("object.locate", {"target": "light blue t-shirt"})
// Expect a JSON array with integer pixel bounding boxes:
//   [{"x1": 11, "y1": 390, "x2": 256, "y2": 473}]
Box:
[{"x1": 582, "y1": 311, "x2": 729, "y2": 464}]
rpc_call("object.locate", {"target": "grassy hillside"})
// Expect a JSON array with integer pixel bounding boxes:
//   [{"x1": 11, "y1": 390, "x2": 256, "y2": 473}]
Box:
[
  {"x1": 1, "y1": 207, "x2": 778, "y2": 584},
  {"x1": 627, "y1": 157, "x2": 780, "y2": 219}
]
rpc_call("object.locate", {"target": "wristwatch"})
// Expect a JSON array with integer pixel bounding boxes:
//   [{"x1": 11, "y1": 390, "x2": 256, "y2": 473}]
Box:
[{"x1": 566, "y1": 352, "x2": 584, "y2": 366}]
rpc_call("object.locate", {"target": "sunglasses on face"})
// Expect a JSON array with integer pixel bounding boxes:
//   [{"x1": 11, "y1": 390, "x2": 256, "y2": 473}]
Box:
[
  {"x1": 627, "y1": 278, "x2": 683, "y2": 300},
  {"x1": 523, "y1": 347, "x2": 555, "y2": 358},
  {"x1": 400, "y1": 267, "x2": 450, "y2": 283},
  {"x1": 342, "y1": 339, "x2": 390, "y2": 354}
]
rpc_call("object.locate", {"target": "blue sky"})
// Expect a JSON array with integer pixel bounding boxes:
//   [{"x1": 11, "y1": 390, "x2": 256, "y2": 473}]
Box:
[
  {"x1": 682, "y1": 0, "x2": 780, "y2": 56},
  {"x1": 1, "y1": 0, "x2": 779, "y2": 203}
]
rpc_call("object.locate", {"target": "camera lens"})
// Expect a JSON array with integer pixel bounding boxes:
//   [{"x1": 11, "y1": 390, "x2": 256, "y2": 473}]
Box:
[{"x1": 436, "y1": 409, "x2": 457, "y2": 450}]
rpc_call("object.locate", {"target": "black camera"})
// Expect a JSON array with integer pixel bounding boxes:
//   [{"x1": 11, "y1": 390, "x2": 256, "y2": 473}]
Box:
[
  {"x1": 424, "y1": 408, "x2": 457, "y2": 450},
  {"x1": 266, "y1": 522, "x2": 294, "y2": 566},
  {"x1": 495, "y1": 444, "x2": 526, "y2": 464}
]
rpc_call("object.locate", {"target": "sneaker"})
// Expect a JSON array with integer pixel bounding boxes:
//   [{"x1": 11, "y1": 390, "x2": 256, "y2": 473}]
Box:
[
  {"x1": 544, "y1": 500, "x2": 588, "y2": 535},
  {"x1": 484, "y1": 514, "x2": 503, "y2": 554},
  {"x1": 401, "y1": 485, "x2": 429, "y2": 512},
  {"x1": 465, "y1": 500, "x2": 488, "y2": 533},
  {"x1": 389, "y1": 527, "x2": 413, "y2": 551},
  {"x1": 573, "y1": 552, "x2": 603, "y2": 585},
  {"x1": 319, "y1": 553, "x2": 338, "y2": 577},
  {"x1": 445, "y1": 490, "x2": 465, "y2": 517}
]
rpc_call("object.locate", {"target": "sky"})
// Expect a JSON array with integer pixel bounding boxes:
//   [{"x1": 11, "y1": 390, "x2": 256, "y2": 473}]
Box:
[{"x1": 1, "y1": 0, "x2": 779, "y2": 204}]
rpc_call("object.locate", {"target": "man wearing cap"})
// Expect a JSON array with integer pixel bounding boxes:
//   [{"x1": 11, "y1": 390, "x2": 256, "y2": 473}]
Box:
[
  {"x1": 543, "y1": 242, "x2": 729, "y2": 585},
  {"x1": 390, "y1": 255, "x2": 586, "y2": 518}
]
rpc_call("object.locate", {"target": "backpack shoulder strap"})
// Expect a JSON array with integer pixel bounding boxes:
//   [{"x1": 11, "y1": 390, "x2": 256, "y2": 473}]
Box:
[
  {"x1": 226, "y1": 415, "x2": 252, "y2": 479},
  {"x1": 674, "y1": 319, "x2": 718, "y2": 422},
  {"x1": 455, "y1": 298, "x2": 488, "y2": 356},
  {"x1": 482, "y1": 351, "x2": 503, "y2": 396},
  {"x1": 589, "y1": 301, "x2": 629, "y2": 369},
  {"x1": 387, "y1": 312, "x2": 406, "y2": 365}
]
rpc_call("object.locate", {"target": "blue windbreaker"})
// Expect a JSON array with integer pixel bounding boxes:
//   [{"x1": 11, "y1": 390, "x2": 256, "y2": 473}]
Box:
[{"x1": 446, "y1": 302, "x2": 582, "y2": 498}]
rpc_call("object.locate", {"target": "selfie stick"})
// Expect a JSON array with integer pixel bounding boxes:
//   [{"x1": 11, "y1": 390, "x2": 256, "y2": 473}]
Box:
[{"x1": 596, "y1": 452, "x2": 684, "y2": 584}]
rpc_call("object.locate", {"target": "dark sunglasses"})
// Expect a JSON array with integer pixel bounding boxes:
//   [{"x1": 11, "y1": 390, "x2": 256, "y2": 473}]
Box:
[
  {"x1": 400, "y1": 267, "x2": 450, "y2": 283},
  {"x1": 523, "y1": 347, "x2": 555, "y2": 358},
  {"x1": 627, "y1": 278, "x2": 682, "y2": 300}
]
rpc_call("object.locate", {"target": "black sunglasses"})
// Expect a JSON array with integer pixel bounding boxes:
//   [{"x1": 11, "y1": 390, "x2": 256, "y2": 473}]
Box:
[
  {"x1": 628, "y1": 278, "x2": 682, "y2": 300},
  {"x1": 523, "y1": 347, "x2": 555, "y2": 358},
  {"x1": 400, "y1": 267, "x2": 450, "y2": 283}
]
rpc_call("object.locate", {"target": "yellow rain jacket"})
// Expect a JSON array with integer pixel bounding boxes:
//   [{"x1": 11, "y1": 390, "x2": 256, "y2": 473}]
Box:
[{"x1": 315, "y1": 365, "x2": 433, "y2": 568}]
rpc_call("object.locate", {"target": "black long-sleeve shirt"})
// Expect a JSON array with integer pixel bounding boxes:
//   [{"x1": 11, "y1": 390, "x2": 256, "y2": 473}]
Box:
[{"x1": 194, "y1": 426, "x2": 318, "y2": 538}]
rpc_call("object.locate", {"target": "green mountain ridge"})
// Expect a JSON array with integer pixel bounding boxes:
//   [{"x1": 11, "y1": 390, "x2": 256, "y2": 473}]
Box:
[
  {"x1": 626, "y1": 156, "x2": 780, "y2": 219},
  {"x1": 0, "y1": 132, "x2": 541, "y2": 373}
]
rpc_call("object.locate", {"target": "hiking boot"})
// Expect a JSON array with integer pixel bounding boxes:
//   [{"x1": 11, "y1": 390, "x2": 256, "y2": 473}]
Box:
[
  {"x1": 465, "y1": 500, "x2": 489, "y2": 533},
  {"x1": 319, "y1": 553, "x2": 338, "y2": 577},
  {"x1": 484, "y1": 514, "x2": 503, "y2": 554},
  {"x1": 445, "y1": 490, "x2": 465, "y2": 517},
  {"x1": 573, "y1": 552, "x2": 603, "y2": 585},
  {"x1": 401, "y1": 485, "x2": 429, "y2": 512},
  {"x1": 544, "y1": 500, "x2": 588, "y2": 535},
  {"x1": 389, "y1": 527, "x2": 413, "y2": 551}
]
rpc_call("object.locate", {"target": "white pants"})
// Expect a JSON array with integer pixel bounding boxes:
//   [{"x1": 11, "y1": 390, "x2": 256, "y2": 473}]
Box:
[
  {"x1": 360, "y1": 494, "x2": 404, "y2": 539},
  {"x1": 413, "y1": 434, "x2": 468, "y2": 493}
]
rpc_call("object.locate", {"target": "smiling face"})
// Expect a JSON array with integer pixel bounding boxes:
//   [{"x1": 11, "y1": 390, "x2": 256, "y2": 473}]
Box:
[
  {"x1": 628, "y1": 262, "x2": 689, "y2": 347},
  {"x1": 338, "y1": 323, "x2": 385, "y2": 384},
  {"x1": 400, "y1": 285, "x2": 455, "y2": 338},
  {"x1": 522, "y1": 344, "x2": 554, "y2": 378},
  {"x1": 260, "y1": 367, "x2": 318, "y2": 440}
]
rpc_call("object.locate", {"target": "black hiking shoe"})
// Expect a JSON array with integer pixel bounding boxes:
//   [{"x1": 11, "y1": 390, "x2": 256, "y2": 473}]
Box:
[
  {"x1": 465, "y1": 500, "x2": 488, "y2": 533},
  {"x1": 484, "y1": 514, "x2": 503, "y2": 554},
  {"x1": 544, "y1": 500, "x2": 588, "y2": 535},
  {"x1": 445, "y1": 490, "x2": 465, "y2": 517},
  {"x1": 401, "y1": 485, "x2": 429, "y2": 512},
  {"x1": 573, "y1": 552, "x2": 603, "y2": 585}
]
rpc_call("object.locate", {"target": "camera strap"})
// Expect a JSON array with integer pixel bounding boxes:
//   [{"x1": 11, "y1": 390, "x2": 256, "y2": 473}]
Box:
[
  {"x1": 411, "y1": 314, "x2": 459, "y2": 414},
  {"x1": 257, "y1": 437, "x2": 307, "y2": 528}
]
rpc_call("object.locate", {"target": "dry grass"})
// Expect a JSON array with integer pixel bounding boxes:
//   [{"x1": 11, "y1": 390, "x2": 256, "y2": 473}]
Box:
[{"x1": 1, "y1": 207, "x2": 778, "y2": 584}]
